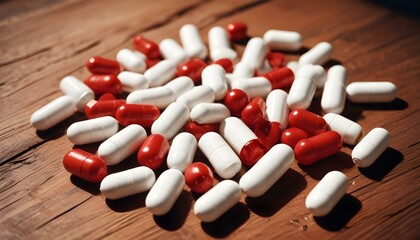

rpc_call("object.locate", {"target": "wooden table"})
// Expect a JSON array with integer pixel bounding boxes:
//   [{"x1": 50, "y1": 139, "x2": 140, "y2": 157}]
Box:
[{"x1": 1, "y1": 0, "x2": 419, "y2": 239}]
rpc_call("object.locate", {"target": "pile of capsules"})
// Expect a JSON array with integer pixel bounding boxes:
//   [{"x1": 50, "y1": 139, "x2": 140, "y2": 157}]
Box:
[{"x1": 31, "y1": 22, "x2": 396, "y2": 222}]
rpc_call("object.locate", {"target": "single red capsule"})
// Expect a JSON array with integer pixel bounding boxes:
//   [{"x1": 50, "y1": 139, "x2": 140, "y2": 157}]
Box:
[
  {"x1": 288, "y1": 109, "x2": 327, "y2": 136},
  {"x1": 263, "y1": 67, "x2": 294, "y2": 90},
  {"x1": 294, "y1": 131, "x2": 343, "y2": 165},
  {"x1": 184, "y1": 162, "x2": 214, "y2": 193},
  {"x1": 211, "y1": 58, "x2": 234, "y2": 73},
  {"x1": 85, "y1": 99, "x2": 125, "y2": 119},
  {"x1": 224, "y1": 89, "x2": 249, "y2": 117},
  {"x1": 98, "y1": 93, "x2": 116, "y2": 101},
  {"x1": 87, "y1": 56, "x2": 121, "y2": 75},
  {"x1": 254, "y1": 120, "x2": 282, "y2": 150},
  {"x1": 137, "y1": 134, "x2": 170, "y2": 170},
  {"x1": 267, "y1": 52, "x2": 286, "y2": 69},
  {"x1": 226, "y1": 22, "x2": 248, "y2": 41},
  {"x1": 116, "y1": 104, "x2": 160, "y2": 127},
  {"x1": 281, "y1": 127, "x2": 311, "y2": 149},
  {"x1": 176, "y1": 58, "x2": 207, "y2": 84},
  {"x1": 133, "y1": 35, "x2": 160, "y2": 60},
  {"x1": 241, "y1": 97, "x2": 266, "y2": 129},
  {"x1": 184, "y1": 121, "x2": 219, "y2": 141},
  {"x1": 84, "y1": 74, "x2": 123, "y2": 96},
  {"x1": 63, "y1": 149, "x2": 107, "y2": 183}
]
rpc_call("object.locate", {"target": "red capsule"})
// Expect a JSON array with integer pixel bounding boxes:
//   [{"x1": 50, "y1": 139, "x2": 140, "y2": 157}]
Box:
[
  {"x1": 63, "y1": 149, "x2": 107, "y2": 183},
  {"x1": 146, "y1": 58, "x2": 160, "y2": 69},
  {"x1": 137, "y1": 134, "x2": 170, "y2": 170},
  {"x1": 98, "y1": 93, "x2": 116, "y2": 101},
  {"x1": 254, "y1": 120, "x2": 282, "y2": 150},
  {"x1": 84, "y1": 74, "x2": 123, "y2": 96},
  {"x1": 184, "y1": 121, "x2": 220, "y2": 141},
  {"x1": 184, "y1": 162, "x2": 214, "y2": 193},
  {"x1": 85, "y1": 99, "x2": 125, "y2": 119},
  {"x1": 133, "y1": 35, "x2": 160, "y2": 60},
  {"x1": 263, "y1": 67, "x2": 294, "y2": 90},
  {"x1": 226, "y1": 22, "x2": 248, "y2": 41},
  {"x1": 87, "y1": 56, "x2": 121, "y2": 75},
  {"x1": 281, "y1": 127, "x2": 311, "y2": 149},
  {"x1": 176, "y1": 58, "x2": 207, "y2": 84},
  {"x1": 294, "y1": 131, "x2": 343, "y2": 165},
  {"x1": 241, "y1": 97, "x2": 266, "y2": 129},
  {"x1": 211, "y1": 58, "x2": 234, "y2": 73},
  {"x1": 288, "y1": 109, "x2": 327, "y2": 136},
  {"x1": 266, "y1": 52, "x2": 286, "y2": 69},
  {"x1": 116, "y1": 104, "x2": 160, "y2": 127},
  {"x1": 224, "y1": 89, "x2": 249, "y2": 117}
]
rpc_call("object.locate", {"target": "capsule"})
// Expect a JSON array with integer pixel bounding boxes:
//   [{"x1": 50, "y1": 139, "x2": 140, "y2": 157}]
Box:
[
  {"x1": 287, "y1": 65, "x2": 318, "y2": 109},
  {"x1": 254, "y1": 120, "x2": 282, "y2": 150},
  {"x1": 240, "y1": 144, "x2": 294, "y2": 197},
  {"x1": 146, "y1": 169, "x2": 185, "y2": 215},
  {"x1": 167, "y1": 132, "x2": 197, "y2": 172},
  {"x1": 199, "y1": 132, "x2": 242, "y2": 179},
  {"x1": 232, "y1": 62, "x2": 254, "y2": 79},
  {"x1": 176, "y1": 85, "x2": 215, "y2": 111},
  {"x1": 299, "y1": 42, "x2": 333, "y2": 66},
  {"x1": 211, "y1": 58, "x2": 234, "y2": 73},
  {"x1": 281, "y1": 127, "x2": 310, "y2": 149},
  {"x1": 86, "y1": 56, "x2": 121, "y2": 75},
  {"x1": 98, "y1": 93, "x2": 116, "y2": 101},
  {"x1": 100, "y1": 166, "x2": 156, "y2": 200},
  {"x1": 84, "y1": 74, "x2": 122, "y2": 96},
  {"x1": 224, "y1": 89, "x2": 250, "y2": 117},
  {"x1": 323, "y1": 113, "x2": 362, "y2": 145},
  {"x1": 263, "y1": 29, "x2": 303, "y2": 51},
  {"x1": 263, "y1": 67, "x2": 294, "y2": 90},
  {"x1": 288, "y1": 109, "x2": 327, "y2": 135},
  {"x1": 116, "y1": 48, "x2": 146, "y2": 73},
  {"x1": 133, "y1": 35, "x2": 160, "y2": 59},
  {"x1": 321, "y1": 65, "x2": 347, "y2": 114},
  {"x1": 180, "y1": 24, "x2": 208, "y2": 59},
  {"x1": 352, "y1": 128, "x2": 390, "y2": 167},
  {"x1": 241, "y1": 37, "x2": 267, "y2": 70},
  {"x1": 286, "y1": 61, "x2": 300, "y2": 75},
  {"x1": 84, "y1": 99, "x2": 125, "y2": 119},
  {"x1": 164, "y1": 76, "x2": 194, "y2": 98},
  {"x1": 266, "y1": 89, "x2": 289, "y2": 130},
  {"x1": 256, "y1": 59, "x2": 272, "y2": 75},
  {"x1": 241, "y1": 97, "x2": 266, "y2": 130},
  {"x1": 190, "y1": 103, "x2": 230, "y2": 124},
  {"x1": 185, "y1": 162, "x2": 214, "y2": 193},
  {"x1": 208, "y1": 26, "x2": 238, "y2": 61},
  {"x1": 144, "y1": 59, "x2": 176, "y2": 87},
  {"x1": 295, "y1": 131, "x2": 343, "y2": 165},
  {"x1": 63, "y1": 149, "x2": 107, "y2": 183},
  {"x1": 31, "y1": 96, "x2": 77, "y2": 131},
  {"x1": 220, "y1": 117, "x2": 266, "y2": 166},
  {"x1": 151, "y1": 102, "x2": 189, "y2": 140},
  {"x1": 226, "y1": 22, "x2": 248, "y2": 41},
  {"x1": 303, "y1": 64, "x2": 327, "y2": 89},
  {"x1": 346, "y1": 82, "x2": 397, "y2": 103},
  {"x1": 176, "y1": 58, "x2": 207, "y2": 84},
  {"x1": 137, "y1": 134, "x2": 170, "y2": 170},
  {"x1": 306, "y1": 171, "x2": 349, "y2": 216},
  {"x1": 117, "y1": 71, "x2": 149, "y2": 92},
  {"x1": 67, "y1": 116, "x2": 118, "y2": 145},
  {"x1": 60, "y1": 76, "x2": 95, "y2": 112},
  {"x1": 115, "y1": 104, "x2": 160, "y2": 127},
  {"x1": 266, "y1": 52, "x2": 285, "y2": 69},
  {"x1": 184, "y1": 121, "x2": 220, "y2": 141},
  {"x1": 201, "y1": 64, "x2": 228, "y2": 100},
  {"x1": 98, "y1": 124, "x2": 147, "y2": 165},
  {"x1": 231, "y1": 77, "x2": 272, "y2": 99},
  {"x1": 126, "y1": 87, "x2": 174, "y2": 109},
  {"x1": 194, "y1": 180, "x2": 241, "y2": 222},
  {"x1": 159, "y1": 39, "x2": 189, "y2": 66}
]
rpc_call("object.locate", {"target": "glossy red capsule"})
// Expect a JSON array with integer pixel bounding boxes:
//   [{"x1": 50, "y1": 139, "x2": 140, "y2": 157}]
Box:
[
  {"x1": 224, "y1": 89, "x2": 249, "y2": 117},
  {"x1": 146, "y1": 58, "x2": 160, "y2": 69},
  {"x1": 98, "y1": 93, "x2": 116, "y2": 101},
  {"x1": 87, "y1": 56, "x2": 121, "y2": 75},
  {"x1": 63, "y1": 149, "x2": 107, "y2": 183},
  {"x1": 254, "y1": 120, "x2": 282, "y2": 150},
  {"x1": 133, "y1": 35, "x2": 160, "y2": 60},
  {"x1": 288, "y1": 109, "x2": 327, "y2": 136},
  {"x1": 281, "y1": 127, "x2": 311, "y2": 149},
  {"x1": 84, "y1": 74, "x2": 123, "y2": 96},
  {"x1": 85, "y1": 99, "x2": 125, "y2": 119},
  {"x1": 266, "y1": 52, "x2": 286, "y2": 69},
  {"x1": 137, "y1": 134, "x2": 170, "y2": 170},
  {"x1": 294, "y1": 131, "x2": 343, "y2": 165},
  {"x1": 176, "y1": 58, "x2": 207, "y2": 84},
  {"x1": 211, "y1": 58, "x2": 234, "y2": 73},
  {"x1": 226, "y1": 22, "x2": 248, "y2": 41},
  {"x1": 241, "y1": 97, "x2": 266, "y2": 129},
  {"x1": 263, "y1": 67, "x2": 294, "y2": 90},
  {"x1": 184, "y1": 121, "x2": 220, "y2": 141},
  {"x1": 184, "y1": 162, "x2": 214, "y2": 193},
  {"x1": 116, "y1": 104, "x2": 160, "y2": 127}
]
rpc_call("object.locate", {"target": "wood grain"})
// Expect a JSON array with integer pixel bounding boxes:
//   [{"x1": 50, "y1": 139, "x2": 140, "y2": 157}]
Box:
[{"x1": 0, "y1": 0, "x2": 419, "y2": 239}]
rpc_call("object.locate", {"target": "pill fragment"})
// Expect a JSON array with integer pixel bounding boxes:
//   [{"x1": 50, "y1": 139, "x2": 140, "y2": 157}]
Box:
[{"x1": 63, "y1": 149, "x2": 107, "y2": 183}]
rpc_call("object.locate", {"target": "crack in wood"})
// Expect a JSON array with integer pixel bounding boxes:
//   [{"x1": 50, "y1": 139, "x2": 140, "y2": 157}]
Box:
[{"x1": 0, "y1": 47, "x2": 52, "y2": 67}]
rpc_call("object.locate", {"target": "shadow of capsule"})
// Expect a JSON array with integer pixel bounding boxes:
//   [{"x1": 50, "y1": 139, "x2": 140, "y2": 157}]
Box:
[
  {"x1": 70, "y1": 175, "x2": 101, "y2": 195},
  {"x1": 354, "y1": 98, "x2": 409, "y2": 111},
  {"x1": 105, "y1": 191, "x2": 147, "y2": 212},
  {"x1": 323, "y1": 59, "x2": 344, "y2": 69},
  {"x1": 35, "y1": 112, "x2": 86, "y2": 140},
  {"x1": 358, "y1": 147, "x2": 404, "y2": 181}
]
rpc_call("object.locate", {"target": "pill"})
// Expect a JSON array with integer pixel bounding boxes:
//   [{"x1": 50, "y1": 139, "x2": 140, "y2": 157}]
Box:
[
  {"x1": 232, "y1": 62, "x2": 255, "y2": 79},
  {"x1": 31, "y1": 95, "x2": 77, "y2": 131},
  {"x1": 352, "y1": 128, "x2": 390, "y2": 167},
  {"x1": 211, "y1": 58, "x2": 234, "y2": 73},
  {"x1": 286, "y1": 61, "x2": 300, "y2": 75},
  {"x1": 63, "y1": 149, "x2": 107, "y2": 183},
  {"x1": 346, "y1": 81, "x2": 397, "y2": 103},
  {"x1": 98, "y1": 124, "x2": 147, "y2": 165},
  {"x1": 84, "y1": 99, "x2": 125, "y2": 119},
  {"x1": 164, "y1": 76, "x2": 195, "y2": 98},
  {"x1": 176, "y1": 58, "x2": 207, "y2": 84},
  {"x1": 310, "y1": 65, "x2": 327, "y2": 88},
  {"x1": 176, "y1": 85, "x2": 215, "y2": 111},
  {"x1": 116, "y1": 71, "x2": 149, "y2": 92},
  {"x1": 152, "y1": 102, "x2": 189, "y2": 140},
  {"x1": 67, "y1": 116, "x2": 118, "y2": 145},
  {"x1": 240, "y1": 144, "x2": 294, "y2": 197},
  {"x1": 167, "y1": 132, "x2": 197, "y2": 172},
  {"x1": 190, "y1": 103, "x2": 230, "y2": 124},
  {"x1": 115, "y1": 103, "x2": 160, "y2": 127},
  {"x1": 126, "y1": 86, "x2": 175, "y2": 109},
  {"x1": 321, "y1": 65, "x2": 347, "y2": 114},
  {"x1": 295, "y1": 131, "x2": 343, "y2": 165},
  {"x1": 201, "y1": 64, "x2": 229, "y2": 100},
  {"x1": 306, "y1": 171, "x2": 349, "y2": 216},
  {"x1": 220, "y1": 117, "x2": 266, "y2": 166},
  {"x1": 299, "y1": 42, "x2": 333, "y2": 66},
  {"x1": 86, "y1": 56, "x2": 121, "y2": 75},
  {"x1": 262, "y1": 67, "x2": 295, "y2": 90},
  {"x1": 241, "y1": 97, "x2": 266, "y2": 129},
  {"x1": 266, "y1": 52, "x2": 286, "y2": 69},
  {"x1": 133, "y1": 35, "x2": 160, "y2": 59},
  {"x1": 159, "y1": 38, "x2": 189, "y2": 66},
  {"x1": 184, "y1": 121, "x2": 220, "y2": 141},
  {"x1": 100, "y1": 166, "x2": 156, "y2": 200},
  {"x1": 180, "y1": 24, "x2": 208, "y2": 60},
  {"x1": 208, "y1": 26, "x2": 238, "y2": 61},
  {"x1": 137, "y1": 134, "x2": 170, "y2": 170},
  {"x1": 263, "y1": 29, "x2": 303, "y2": 51},
  {"x1": 146, "y1": 169, "x2": 185, "y2": 215},
  {"x1": 323, "y1": 113, "x2": 363, "y2": 145},
  {"x1": 144, "y1": 59, "x2": 176, "y2": 87},
  {"x1": 84, "y1": 74, "x2": 123, "y2": 96},
  {"x1": 198, "y1": 132, "x2": 242, "y2": 179},
  {"x1": 98, "y1": 93, "x2": 116, "y2": 101},
  {"x1": 241, "y1": 37, "x2": 268, "y2": 70},
  {"x1": 224, "y1": 89, "x2": 250, "y2": 117},
  {"x1": 287, "y1": 65, "x2": 317, "y2": 109},
  {"x1": 288, "y1": 109, "x2": 327, "y2": 135},
  {"x1": 184, "y1": 162, "x2": 214, "y2": 193},
  {"x1": 116, "y1": 48, "x2": 146, "y2": 73},
  {"x1": 59, "y1": 76, "x2": 95, "y2": 112},
  {"x1": 194, "y1": 180, "x2": 241, "y2": 222},
  {"x1": 254, "y1": 120, "x2": 282, "y2": 150},
  {"x1": 231, "y1": 77, "x2": 272, "y2": 98},
  {"x1": 226, "y1": 22, "x2": 248, "y2": 41},
  {"x1": 266, "y1": 89, "x2": 289, "y2": 130},
  {"x1": 281, "y1": 127, "x2": 310, "y2": 149}
]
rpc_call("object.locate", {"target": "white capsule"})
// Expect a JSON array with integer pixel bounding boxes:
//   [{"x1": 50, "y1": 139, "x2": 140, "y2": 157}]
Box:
[
  {"x1": 286, "y1": 61, "x2": 300, "y2": 75},
  {"x1": 198, "y1": 132, "x2": 242, "y2": 179},
  {"x1": 190, "y1": 103, "x2": 230, "y2": 124},
  {"x1": 201, "y1": 65, "x2": 228, "y2": 100},
  {"x1": 100, "y1": 166, "x2": 155, "y2": 200},
  {"x1": 98, "y1": 124, "x2": 147, "y2": 165},
  {"x1": 167, "y1": 132, "x2": 197, "y2": 172},
  {"x1": 241, "y1": 37, "x2": 267, "y2": 70},
  {"x1": 346, "y1": 82, "x2": 397, "y2": 103},
  {"x1": 126, "y1": 86, "x2": 175, "y2": 109},
  {"x1": 352, "y1": 128, "x2": 390, "y2": 168},
  {"x1": 146, "y1": 169, "x2": 185, "y2": 215},
  {"x1": 266, "y1": 90, "x2": 289, "y2": 130},
  {"x1": 31, "y1": 96, "x2": 77, "y2": 131},
  {"x1": 231, "y1": 77, "x2": 272, "y2": 98},
  {"x1": 321, "y1": 65, "x2": 347, "y2": 114},
  {"x1": 164, "y1": 76, "x2": 194, "y2": 97},
  {"x1": 305, "y1": 171, "x2": 349, "y2": 217},
  {"x1": 239, "y1": 144, "x2": 294, "y2": 197},
  {"x1": 323, "y1": 113, "x2": 362, "y2": 145},
  {"x1": 256, "y1": 59, "x2": 272, "y2": 75},
  {"x1": 151, "y1": 102, "x2": 189, "y2": 140},
  {"x1": 159, "y1": 39, "x2": 189, "y2": 66},
  {"x1": 117, "y1": 71, "x2": 149, "y2": 92},
  {"x1": 60, "y1": 76, "x2": 94, "y2": 112},
  {"x1": 194, "y1": 180, "x2": 241, "y2": 222},
  {"x1": 208, "y1": 26, "x2": 238, "y2": 61},
  {"x1": 176, "y1": 85, "x2": 216, "y2": 111},
  {"x1": 180, "y1": 24, "x2": 207, "y2": 59},
  {"x1": 287, "y1": 65, "x2": 317, "y2": 109},
  {"x1": 232, "y1": 62, "x2": 254, "y2": 79},
  {"x1": 219, "y1": 117, "x2": 259, "y2": 156},
  {"x1": 116, "y1": 48, "x2": 146, "y2": 73},
  {"x1": 311, "y1": 65, "x2": 327, "y2": 88},
  {"x1": 144, "y1": 59, "x2": 176, "y2": 87},
  {"x1": 299, "y1": 42, "x2": 333, "y2": 66},
  {"x1": 67, "y1": 116, "x2": 118, "y2": 145},
  {"x1": 263, "y1": 29, "x2": 303, "y2": 51}
]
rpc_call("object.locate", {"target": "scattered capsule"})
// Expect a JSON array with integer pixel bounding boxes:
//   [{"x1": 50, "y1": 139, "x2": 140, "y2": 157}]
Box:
[
  {"x1": 127, "y1": 86, "x2": 175, "y2": 109},
  {"x1": 67, "y1": 116, "x2": 118, "y2": 145},
  {"x1": 211, "y1": 58, "x2": 234, "y2": 73},
  {"x1": 201, "y1": 64, "x2": 228, "y2": 100},
  {"x1": 117, "y1": 71, "x2": 149, "y2": 92},
  {"x1": 184, "y1": 162, "x2": 214, "y2": 193},
  {"x1": 241, "y1": 97, "x2": 266, "y2": 129},
  {"x1": 287, "y1": 65, "x2": 318, "y2": 109},
  {"x1": 323, "y1": 113, "x2": 363, "y2": 145},
  {"x1": 281, "y1": 127, "x2": 310, "y2": 149},
  {"x1": 84, "y1": 99, "x2": 125, "y2": 119},
  {"x1": 346, "y1": 82, "x2": 397, "y2": 103},
  {"x1": 295, "y1": 131, "x2": 342, "y2": 165},
  {"x1": 184, "y1": 121, "x2": 220, "y2": 141},
  {"x1": 176, "y1": 58, "x2": 207, "y2": 84},
  {"x1": 352, "y1": 128, "x2": 390, "y2": 167},
  {"x1": 133, "y1": 35, "x2": 160, "y2": 59},
  {"x1": 288, "y1": 109, "x2": 327, "y2": 135},
  {"x1": 116, "y1": 48, "x2": 146, "y2": 73},
  {"x1": 263, "y1": 29, "x2": 303, "y2": 51},
  {"x1": 321, "y1": 65, "x2": 347, "y2": 113},
  {"x1": 224, "y1": 89, "x2": 250, "y2": 117},
  {"x1": 310, "y1": 65, "x2": 327, "y2": 88},
  {"x1": 84, "y1": 74, "x2": 122, "y2": 96},
  {"x1": 31, "y1": 96, "x2": 77, "y2": 131},
  {"x1": 190, "y1": 103, "x2": 230, "y2": 124},
  {"x1": 98, "y1": 93, "x2": 116, "y2": 101},
  {"x1": 86, "y1": 56, "x2": 121, "y2": 75},
  {"x1": 115, "y1": 103, "x2": 160, "y2": 127},
  {"x1": 231, "y1": 77, "x2": 272, "y2": 99},
  {"x1": 144, "y1": 59, "x2": 176, "y2": 87},
  {"x1": 266, "y1": 89, "x2": 289, "y2": 130},
  {"x1": 151, "y1": 102, "x2": 189, "y2": 140},
  {"x1": 241, "y1": 37, "x2": 268, "y2": 70},
  {"x1": 159, "y1": 39, "x2": 189, "y2": 66},
  {"x1": 164, "y1": 76, "x2": 195, "y2": 97},
  {"x1": 180, "y1": 24, "x2": 208, "y2": 59},
  {"x1": 266, "y1": 52, "x2": 286, "y2": 69},
  {"x1": 208, "y1": 26, "x2": 238, "y2": 61},
  {"x1": 232, "y1": 62, "x2": 255, "y2": 79},
  {"x1": 226, "y1": 22, "x2": 248, "y2": 41},
  {"x1": 63, "y1": 149, "x2": 107, "y2": 183},
  {"x1": 263, "y1": 67, "x2": 295, "y2": 90},
  {"x1": 167, "y1": 132, "x2": 197, "y2": 172},
  {"x1": 299, "y1": 42, "x2": 333, "y2": 66},
  {"x1": 60, "y1": 76, "x2": 95, "y2": 112},
  {"x1": 287, "y1": 61, "x2": 300, "y2": 75},
  {"x1": 137, "y1": 134, "x2": 170, "y2": 170},
  {"x1": 176, "y1": 85, "x2": 215, "y2": 111},
  {"x1": 254, "y1": 120, "x2": 282, "y2": 150}
]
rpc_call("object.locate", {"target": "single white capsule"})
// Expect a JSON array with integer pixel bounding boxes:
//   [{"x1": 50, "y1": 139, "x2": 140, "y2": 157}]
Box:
[
  {"x1": 151, "y1": 102, "x2": 189, "y2": 140},
  {"x1": 286, "y1": 61, "x2": 300, "y2": 75},
  {"x1": 266, "y1": 89, "x2": 289, "y2": 130},
  {"x1": 159, "y1": 38, "x2": 189, "y2": 66},
  {"x1": 352, "y1": 128, "x2": 390, "y2": 167},
  {"x1": 117, "y1": 71, "x2": 149, "y2": 92},
  {"x1": 167, "y1": 132, "x2": 197, "y2": 172},
  {"x1": 241, "y1": 37, "x2": 267, "y2": 70},
  {"x1": 144, "y1": 59, "x2": 176, "y2": 87},
  {"x1": 323, "y1": 113, "x2": 362, "y2": 145},
  {"x1": 321, "y1": 65, "x2": 347, "y2": 114},
  {"x1": 176, "y1": 85, "x2": 216, "y2": 111},
  {"x1": 287, "y1": 65, "x2": 317, "y2": 109},
  {"x1": 232, "y1": 62, "x2": 254, "y2": 79},
  {"x1": 67, "y1": 116, "x2": 118, "y2": 145},
  {"x1": 208, "y1": 26, "x2": 238, "y2": 61},
  {"x1": 231, "y1": 77, "x2": 272, "y2": 98},
  {"x1": 126, "y1": 86, "x2": 175, "y2": 109},
  {"x1": 299, "y1": 42, "x2": 333, "y2": 66},
  {"x1": 201, "y1": 64, "x2": 228, "y2": 100},
  {"x1": 116, "y1": 48, "x2": 146, "y2": 73},
  {"x1": 311, "y1": 65, "x2": 327, "y2": 88},
  {"x1": 346, "y1": 82, "x2": 397, "y2": 103},
  {"x1": 164, "y1": 76, "x2": 194, "y2": 98},
  {"x1": 180, "y1": 24, "x2": 207, "y2": 59},
  {"x1": 60, "y1": 76, "x2": 94, "y2": 112},
  {"x1": 263, "y1": 29, "x2": 303, "y2": 51},
  {"x1": 190, "y1": 103, "x2": 230, "y2": 124}
]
